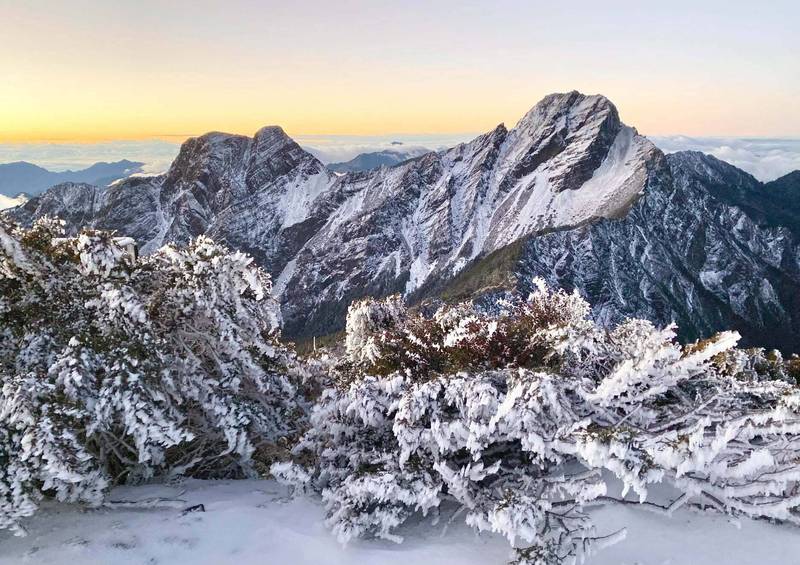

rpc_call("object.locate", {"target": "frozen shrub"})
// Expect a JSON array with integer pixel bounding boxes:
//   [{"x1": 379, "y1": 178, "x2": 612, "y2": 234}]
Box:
[
  {"x1": 275, "y1": 280, "x2": 800, "y2": 564},
  {"x1": 0, "y1": 217, "x2": 299, "y2": 533}
]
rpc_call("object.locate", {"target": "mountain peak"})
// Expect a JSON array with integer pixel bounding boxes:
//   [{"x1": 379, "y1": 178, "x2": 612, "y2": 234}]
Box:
[
  {"x1": 514, "y1": 91, "x2": 618, "y2": 131},
  {"x1": 254, "y1": 125, "x2": 290, "y2": 141},
  {"x1": 667, "y1": 150, "x2": 759, "y2": 189},
  {"x1": 20, "y1": 91, "x2": 800, "y2": 353},
  {"x1": 251, "y1": 125, "x2": 303, "y2": 159},
  {"x1": 166, "y1": 131, "x2": 250, "y2": 182},
  {"x1": 501, "y1": 91, "x2": 626, "y2": 194},
  {"x1": 771, "y1": 169, "x2": 800, "y2": 185}
]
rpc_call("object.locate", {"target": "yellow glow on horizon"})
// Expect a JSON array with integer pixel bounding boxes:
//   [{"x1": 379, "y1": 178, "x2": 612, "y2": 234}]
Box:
[
  {"x1": 0, "y1": 1, "x2": 797, "y2": 143},
  {"x1": 3, "y1": 81, "x2": 797, "y2": 143}
]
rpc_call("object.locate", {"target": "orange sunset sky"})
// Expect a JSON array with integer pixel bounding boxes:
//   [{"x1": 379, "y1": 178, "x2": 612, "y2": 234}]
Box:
[{"x1": 1, "y1": 0, "x2": 798, "y2": 143}]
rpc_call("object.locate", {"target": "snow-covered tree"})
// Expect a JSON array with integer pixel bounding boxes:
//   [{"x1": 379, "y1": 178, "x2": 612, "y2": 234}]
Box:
[
  {"x1": 0, "y1": 217, "x2": 299, "y2": 533},
  {"x1": 275, "y1": 280, "x2": 800, "y2": 564}
]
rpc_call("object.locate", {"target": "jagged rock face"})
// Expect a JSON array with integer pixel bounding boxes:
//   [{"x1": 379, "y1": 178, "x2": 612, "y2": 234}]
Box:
[
  {"x1": 7, "y1": 91, "x2": 800, "y2": 350},
  {"x1": 504, "y1": 91, "x2": 622, "y2": 193},
  {"x1": 14, "y1": 127, "x2": 331, "y2": 267},
  {"x1": 14, "y1": 176, "x2": 166, "y2": 246},
  {"x1": 277, "y1": 93, "x2": 655, "y2": 336},
  {"x1": 99, "y1": 175, "x2": 166, "y2": 247},
  {"x1": 153, "y1": 126, "x2": 331, "y2": 265},
  {"x1": 762, "y1": 170, "x2": 800, "y2": 234},
  {"x1": 14, "y1": 182, "x2": 104, "y2": 228},
  {"x1": 517, "y1": 153, "x2": 800, "y2": 351}
]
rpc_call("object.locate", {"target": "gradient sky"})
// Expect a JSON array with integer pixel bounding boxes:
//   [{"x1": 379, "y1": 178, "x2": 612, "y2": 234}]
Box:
[{"x1": 1, "y1": 0, "x2": 798, "y2": 142}]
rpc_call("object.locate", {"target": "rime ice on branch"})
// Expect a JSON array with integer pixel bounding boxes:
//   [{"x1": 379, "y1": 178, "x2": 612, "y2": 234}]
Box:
[
  {"x1": 0, "y1": 217, "x2": 298, "y2": 534},
  {"x1": 275, "y1": 280, "x2": 800, "y2": 565}
]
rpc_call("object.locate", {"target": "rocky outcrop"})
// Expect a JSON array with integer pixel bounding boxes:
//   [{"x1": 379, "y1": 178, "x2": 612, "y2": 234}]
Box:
[
  {"x1": 515, "y1": 151, "x2": 800, "y2": 351},
  {"x1": 8, "y1": 92, "x2": 800, "y2": 351}
]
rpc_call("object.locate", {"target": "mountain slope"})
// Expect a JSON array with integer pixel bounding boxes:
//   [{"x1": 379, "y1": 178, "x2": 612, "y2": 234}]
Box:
[
  {"x1": 0, "y1": 159, "x2": 144, "y2": 197},
  {"x1": 513, "y1": 150, "x2": 800, "y2": 351},
  {"x1": 7, "y1": 92, "x2": 800, "y2": 351},
  {"x1": 278, "y1": 92, "x2": 656, "y2": 336}
]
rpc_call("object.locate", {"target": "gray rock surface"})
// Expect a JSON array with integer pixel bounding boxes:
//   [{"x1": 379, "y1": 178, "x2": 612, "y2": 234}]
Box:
[{"x1": 8, "y1": 92, "x2": 799, "y2": 350}]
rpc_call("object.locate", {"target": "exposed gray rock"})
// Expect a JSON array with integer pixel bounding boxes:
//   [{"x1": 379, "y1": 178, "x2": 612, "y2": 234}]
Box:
[
  {"x1": 516, "y1": 151, "x2": 800, "y2": 351},
  {"x1": 6, "y1": 91, "x2": 799, "y2": 351}
]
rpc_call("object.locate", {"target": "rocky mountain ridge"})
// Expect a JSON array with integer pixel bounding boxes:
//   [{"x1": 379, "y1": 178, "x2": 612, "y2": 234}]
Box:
[{"x1": 8, "y1": 92, "x2": 800, "y2": 350}]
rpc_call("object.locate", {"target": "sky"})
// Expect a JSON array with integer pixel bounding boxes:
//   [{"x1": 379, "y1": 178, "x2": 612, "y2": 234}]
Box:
[{"x1": 1, "y1": 0, "x2": 798, "y2": 143}]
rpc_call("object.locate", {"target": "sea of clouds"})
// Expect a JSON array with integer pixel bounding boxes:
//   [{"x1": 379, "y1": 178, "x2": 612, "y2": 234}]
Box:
[
  {"x1": 0, "y1": 136, "x2": 797, "y2": 182},
  {"x1": 294, "y1": 133, "x2": 474, "y2": 164},
  {"x1": 650, "y1": 136, "x2": 800, "y2": 182},
  {"x1": 0, "y1": 140, "x2": 181, "y2": 175}
]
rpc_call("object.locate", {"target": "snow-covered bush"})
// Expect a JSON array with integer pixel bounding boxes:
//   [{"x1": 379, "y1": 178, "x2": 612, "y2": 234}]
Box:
[
  {"x1": 275, "y1": 280, "x2": 800, "y2": 564},
  {"x1": 0, "y1": 217, "x2": 299, "y2": 533}
]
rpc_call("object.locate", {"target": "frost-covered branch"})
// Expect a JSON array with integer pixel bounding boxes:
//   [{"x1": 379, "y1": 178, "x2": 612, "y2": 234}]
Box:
[
  {"x1": 0, "y1": 217, "x2": 301, "y2": 533},
  {"x1": 275, "y1": 278, "x2": 800, "y2": 565}
]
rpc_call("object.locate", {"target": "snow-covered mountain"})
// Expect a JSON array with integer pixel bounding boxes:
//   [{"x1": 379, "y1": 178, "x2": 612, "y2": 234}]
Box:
[
  {"x1": 8, "y1": 92, "x2": 800, "y2": 350},
  {"x1": 515, "y1": 152, "x2": 800, "y2": 352}
]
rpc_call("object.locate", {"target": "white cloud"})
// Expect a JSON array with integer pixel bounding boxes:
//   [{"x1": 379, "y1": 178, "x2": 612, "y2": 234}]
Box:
[
  {"x1": 295, "y1": 133, "x2": 475, "y2": 164},
  {"x1": 3, "y1": 134, "x2": 796, "y2": 185},
  {"x1": 0, "y1": 140, "x2": 181, "y2": 174},
  {"x1": 650, "y1": 136, "x2": 800, "y2": 182}
]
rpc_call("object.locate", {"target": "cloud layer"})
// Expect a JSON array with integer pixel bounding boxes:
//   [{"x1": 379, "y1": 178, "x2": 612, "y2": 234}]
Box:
[
  {"x1": 651, "y1": 136, "x2": 800, "y2": 182},
  {"x1": 0, "y1": 140, "x2": 181, "y2": 175},
  {"x1": 1, "y1": 135, "x2": 797, "y2": 185},
  {"x1": 0, "y1": 194, "x2": 26, "y2": 210},
  {"x1": 295, "y1": 133, "x2": 475, "y2": 164}
]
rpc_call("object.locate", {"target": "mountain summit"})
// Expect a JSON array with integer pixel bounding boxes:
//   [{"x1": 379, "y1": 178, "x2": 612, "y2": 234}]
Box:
[{"x1": 8, "y1": 92, "x2": 800, "y2": 350}]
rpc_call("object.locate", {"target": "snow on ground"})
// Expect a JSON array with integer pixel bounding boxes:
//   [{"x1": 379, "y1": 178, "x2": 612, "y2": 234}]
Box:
[{"x1": 1, "y1": 479, "x2": 799, "y2": 565}]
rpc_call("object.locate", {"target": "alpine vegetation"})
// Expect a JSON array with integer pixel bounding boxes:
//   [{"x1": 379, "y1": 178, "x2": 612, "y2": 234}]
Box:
[
  {"x1": 0, "y1": 217, "x2": 298, "y2": 533},
  {"x1": 274, "y1": 281, "x2": 800, "y2": 565}
]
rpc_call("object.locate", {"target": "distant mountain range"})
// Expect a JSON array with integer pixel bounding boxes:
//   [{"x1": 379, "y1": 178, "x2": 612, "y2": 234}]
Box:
[
  {"x1": 327, "y1": 147, "x2": 430, "y2": 173},
  {"x1": 6, "y1": 92, "x2": 800, "y2": 352},
  {"x1": 0, "y1": 160, "x2": 144, "y2": 198}
]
